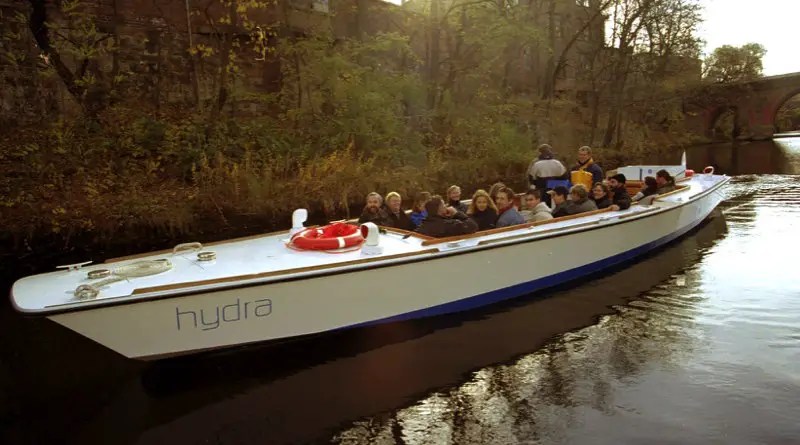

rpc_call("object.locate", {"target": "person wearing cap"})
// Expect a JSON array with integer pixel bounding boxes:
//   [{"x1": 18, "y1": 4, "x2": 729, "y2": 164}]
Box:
[
  {"x1": 607, "y1": 174, "x2": 632, "y2": 211},
  {"x1": 527, "y1": 144, "x2": 567, "y2": 205}
]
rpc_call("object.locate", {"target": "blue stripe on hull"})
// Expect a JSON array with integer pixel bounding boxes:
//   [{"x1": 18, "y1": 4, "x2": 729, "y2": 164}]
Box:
[{"x1": 351, "y1": 215, "x2": 707, "y2": 329}]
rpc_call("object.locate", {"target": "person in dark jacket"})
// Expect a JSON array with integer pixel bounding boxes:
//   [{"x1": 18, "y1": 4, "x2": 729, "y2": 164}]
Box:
[
  {"x1": 384, "y1": 191, "x2": 413, "y2": 230},
  {"x1": 446, "y1": 185, "x2": 468, "y2": 213},
  {"x1": 358, "y1": 192, "x2": 390, "y2": 225},
  {"x1": 608, "y1": 174, "x2": 632, "y2": 211},
  {"x1": 550, "y1": 185, "x2": 597, "y2": 216},
  {"x1": 467, "y1": 189, "x2": 498, "y2": 231},
  {"x1": 571, "y1": 146, "x2": 604, "y2": 184},
  {"x1": 632, "y1": 176, "x2": 658, "y2": 201},
  {"x1": 548, "y1": 186, "x2": 571, "y2": 218},
  {"x1": 590, "y1": 182, "x2": 612, "y2": 209},
  {"x1": 563, "y1": 184, "x2": 598, "y2": 215},
  {"x1": 655, "y1": 169, "x2": 677, "y2": 194},
  {"x1": 415, "y1": 196, "x2": 478, "y2": 238}
]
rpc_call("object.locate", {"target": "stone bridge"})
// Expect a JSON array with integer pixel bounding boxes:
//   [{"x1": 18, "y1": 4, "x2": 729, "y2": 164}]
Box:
[{"x1": 684, "y1": 72, "x2": 800, "y2": 140}]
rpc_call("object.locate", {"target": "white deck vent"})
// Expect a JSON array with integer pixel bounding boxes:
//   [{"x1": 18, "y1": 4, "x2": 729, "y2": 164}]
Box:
[{"x1": 360, "y1": 223, "x2": 383, "y2": 255}]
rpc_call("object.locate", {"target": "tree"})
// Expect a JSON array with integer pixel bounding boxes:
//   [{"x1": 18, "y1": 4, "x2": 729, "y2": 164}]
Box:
[
  {"x1": 703, "y1": 43, "x2": 766, "y2": 83},
  {"x1": 25, "y1": 0, "x2": 118, "y2": 116},
  {"x1": 600, "y1": 0, "x2": 704, "y2": 147}
]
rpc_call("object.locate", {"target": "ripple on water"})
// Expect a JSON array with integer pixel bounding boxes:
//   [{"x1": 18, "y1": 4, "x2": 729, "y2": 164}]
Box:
[{"x1": 332, "y1": 174, "x2": 800, "y2": 445}]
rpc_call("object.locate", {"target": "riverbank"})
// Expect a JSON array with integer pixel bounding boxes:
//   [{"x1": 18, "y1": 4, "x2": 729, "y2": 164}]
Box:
[{"x1": 0, "y1": 110, "x2": 688, "y2": 282}]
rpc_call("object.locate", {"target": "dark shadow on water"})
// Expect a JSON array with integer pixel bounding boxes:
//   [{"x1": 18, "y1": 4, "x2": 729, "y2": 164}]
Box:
[{"x1": 683, "y1": 137, "x2": 800, "y2": 176}]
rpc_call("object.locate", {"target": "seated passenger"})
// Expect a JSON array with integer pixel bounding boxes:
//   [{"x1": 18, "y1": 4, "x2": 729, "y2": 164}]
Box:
[
  {"x1": 520, "y1": 189, "x2": 553, "y2": 222},
  {"x1": 548, "y1": 186, "x2": 571, "y2": 218},
  {"x1": 384, "y1": 191, "x2": 413, "y2": 230},
  {"x1": 590, "y1": 182, "x2": 612, "y2": 209},
  {"x1": 415, "y1": 196, "x2": 478, "y2": 238},
  {"x1": 607, "y1": 174, "x2": 632, "y2": 210},
  {"x1": 563, "y1": 184, "x2": 597, "y2": 215},
  {"x1": 467, "y1": 189, "x2": 499, "y2": 231},
  {"x1": 358, "y1": 192, "x2": 390, "y2": 225},
  {"x1": 446, "y1": 185, "x2": 468, "y2": 213},
  {"x1": 656, "y1": 169, "x2": 676, "y2": 194},
  {"x1": 488, "y1": 182, "x2": 506, "y2": 203},
  {"x1": 409, "y1": 192, "x2": 431, "y2": 229},
  {"x1": 494, "y1": 187, "x2": 525, "y2": 227},
  {"x1": 632, "y1": 176, "x2": 658, "y2": 201}
]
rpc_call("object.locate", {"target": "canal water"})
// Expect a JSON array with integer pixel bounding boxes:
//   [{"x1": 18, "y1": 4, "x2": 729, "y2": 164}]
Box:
[{"x1": 1, "y1": 139, "x2": 799, "y2": 444}]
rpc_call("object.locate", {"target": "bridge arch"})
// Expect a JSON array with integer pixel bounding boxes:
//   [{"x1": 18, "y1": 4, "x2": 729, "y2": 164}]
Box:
[
  {"x1": 772, "y1": 88, "x2": 800, "y2": 133},
  {"x1": 685, "y1": 72, "x2": 800, "y2": 140},
  {"x1": 708, "y1": 105, "x2": 740, "y2": 140}
]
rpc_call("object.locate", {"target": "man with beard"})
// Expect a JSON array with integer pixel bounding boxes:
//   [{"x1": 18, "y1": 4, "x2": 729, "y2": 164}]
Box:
[
  {"x1": 358, "y1": 192, "x2": 390, "y2": 225},
  {"x1": 607, "y1": 174, "x2": 632, "y2": 211}
]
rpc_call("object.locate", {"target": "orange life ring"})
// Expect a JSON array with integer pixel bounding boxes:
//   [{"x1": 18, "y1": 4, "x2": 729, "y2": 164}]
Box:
[
  {"x1": 703, "y1": 166, "x2": 715, "y2": 174},
  {"x1": 289, "y1": 222, "x2": 365, "y2": 251}
]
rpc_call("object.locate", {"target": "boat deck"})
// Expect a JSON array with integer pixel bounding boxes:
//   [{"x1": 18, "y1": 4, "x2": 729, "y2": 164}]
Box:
[{"x1": 11, "y1": 174, "x2": 724, "y2": 314}]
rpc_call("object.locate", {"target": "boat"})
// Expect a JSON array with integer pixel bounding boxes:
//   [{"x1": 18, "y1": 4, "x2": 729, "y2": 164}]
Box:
[{"x1": 9, "y1": 157, "x2": 729, "y2": 360}]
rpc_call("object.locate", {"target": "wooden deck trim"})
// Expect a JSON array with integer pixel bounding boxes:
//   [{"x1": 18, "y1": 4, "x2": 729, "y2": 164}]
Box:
[
  {"x1": 654, "y1": 185, "x2": 690, "y2": 201},
  {"x1": 130, "y1": 248, "x2": 439, "y2": 295},
  {"x1": 381, "y1": 226, "x2": 434, "y2": 240},
  {"x1": 420, "y1": 207, "x2": 614, "y2": 247}
]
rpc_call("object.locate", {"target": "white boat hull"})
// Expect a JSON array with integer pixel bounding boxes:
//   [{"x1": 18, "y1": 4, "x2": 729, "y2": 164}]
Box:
[{"x1": 46, "y1": 176, "x2": 727, "y2": 360}]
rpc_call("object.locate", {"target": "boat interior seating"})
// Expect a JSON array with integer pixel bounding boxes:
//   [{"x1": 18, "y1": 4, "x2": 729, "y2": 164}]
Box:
[
  {"x1": 420, "y1": 207, "x2": 614, "y2": 246},
  {"x1": 318, "y1": 178, "x2": 694, "y2": 248},
  {"x1": 624, "y1": 180, "x2": 644, "y2": 197}
]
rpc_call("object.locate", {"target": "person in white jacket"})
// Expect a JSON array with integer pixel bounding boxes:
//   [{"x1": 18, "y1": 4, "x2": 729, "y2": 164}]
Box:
[
  {"x1": 520, "y1": 189, "x2": 554, "y2": 222},
  {"x1": 527, "y1": 144, "x2": 567, "y2": 190}
]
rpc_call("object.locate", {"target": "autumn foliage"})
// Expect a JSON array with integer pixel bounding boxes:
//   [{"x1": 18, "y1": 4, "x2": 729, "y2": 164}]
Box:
[{"x1": 0, "y1": 0, "x2": 707, "y2": 256}]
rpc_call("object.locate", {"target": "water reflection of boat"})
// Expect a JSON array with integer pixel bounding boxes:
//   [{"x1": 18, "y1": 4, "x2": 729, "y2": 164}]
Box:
[{"x1": 9, "y1": 160, "x2": 729, "y2": 360}]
